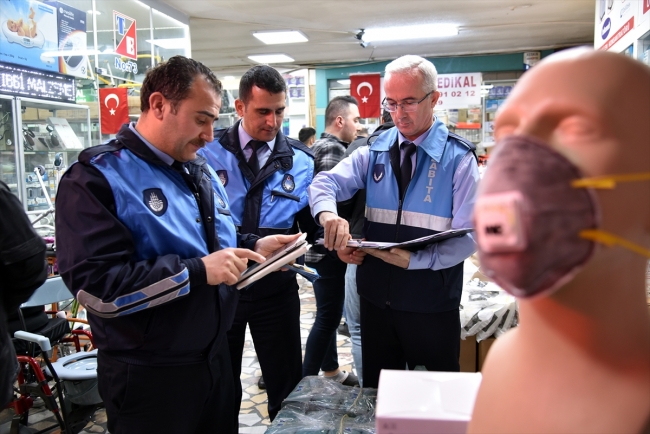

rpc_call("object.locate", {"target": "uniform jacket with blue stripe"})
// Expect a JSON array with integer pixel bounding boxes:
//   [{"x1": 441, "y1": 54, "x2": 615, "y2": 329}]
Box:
[
  {"x1": 200, "y1": 121, "x2": 314, "y2": 301},
  {"x1": 55, "y1": 125, "x2": 258, "y2": 365},
  {"x1": 309, "y1": 120, "x2": 478, "y2": 313}
]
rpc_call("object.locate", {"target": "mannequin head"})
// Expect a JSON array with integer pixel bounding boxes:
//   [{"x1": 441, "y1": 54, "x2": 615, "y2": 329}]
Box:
[
  {"x1": 494, "y1": 47, "x2": 650, "y2": 178},
  {"x1": 476, "y1": 48, "x2": 650, "y2": 297}
]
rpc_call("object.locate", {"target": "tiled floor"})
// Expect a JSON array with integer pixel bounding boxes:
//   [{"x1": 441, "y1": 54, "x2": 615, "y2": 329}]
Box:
[{"x1": 0, "y1": 275, "x2": 353, "y2": 434}]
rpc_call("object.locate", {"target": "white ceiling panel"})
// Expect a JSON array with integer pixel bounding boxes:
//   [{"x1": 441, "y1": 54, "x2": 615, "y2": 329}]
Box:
[{"x1": 158, "y1": 0, "x2": 596, "y2": 74}]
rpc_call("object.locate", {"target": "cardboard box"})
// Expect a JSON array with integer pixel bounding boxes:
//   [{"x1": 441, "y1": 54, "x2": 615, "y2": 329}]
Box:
[
  {"x1": 21, "y1": 107, "x2": 39, "y2": 121},
  {"x1": 376, "y1": 370, "x2": 482, "y2": 434},
  {"x1": 459, "y1": 335, "x2": 477, "y2": 372},
  {"x1": 478, "y1": 337, "x2": 496, "y2": 371}
]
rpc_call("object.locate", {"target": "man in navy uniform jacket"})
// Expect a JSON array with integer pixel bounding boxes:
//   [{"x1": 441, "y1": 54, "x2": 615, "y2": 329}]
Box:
[
  {"x1": 308, "y1": 55, "x2": 479, "y2": 388},
  {"x1": 56, "y1": 56, "x2": 299, "y2": 434},
  {"x1": 200, "y1": 65, "x2": 314, "y2": 421}
]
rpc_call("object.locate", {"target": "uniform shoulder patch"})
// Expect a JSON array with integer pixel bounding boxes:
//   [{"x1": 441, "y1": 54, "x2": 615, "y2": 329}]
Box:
[
  {"x1": 216, "y1": 193, "x2": 226, "y2": 208},
  {"x1": 216, "y1": 170, "x2": 228, "y2": 187},
  {"x1": 143, "y1": 188, "x2": 168, "y2": 216},
  {"x1": 282, "y1": 174, "x2": 295, "y2": 192},
  {"x1": 373, "y1": 164, "x2": 385, "y2": 183}
]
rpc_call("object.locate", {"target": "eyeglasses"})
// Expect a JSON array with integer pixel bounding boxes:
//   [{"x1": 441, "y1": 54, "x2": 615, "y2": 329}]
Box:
[{"x1": 381, "y1": 91, "x2": 433, "y2": 113}]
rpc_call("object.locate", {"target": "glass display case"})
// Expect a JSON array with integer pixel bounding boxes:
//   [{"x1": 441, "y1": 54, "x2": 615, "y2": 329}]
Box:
[
  {"x1": 481, "y1": 80, "x2": 517, "y2": 148},
  {"x1": 0, "y1": 94, "x2": 18, "y2": 198},
  {"x1": 0, "y1": 96, "x2": 91, "y2": 214}
]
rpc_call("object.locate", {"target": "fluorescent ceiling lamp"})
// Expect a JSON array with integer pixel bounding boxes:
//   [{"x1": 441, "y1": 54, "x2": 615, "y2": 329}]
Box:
[
  {"x1": 337, "y1": 79, "x2": 351, "y2": 85},
  {"x1": 363, "y1": 24, "x2": 458, "y2": 42},
  {"x1": 253, "y1": 30, "x2": 308, "y2": 45},
  {"x1": 86, "y1": 9, "x2": 101, "y2": 15},
  {"x1": 248, "y1": 54, "x2": 294, "y2": 64},
  {"x1": 146, "y1": 38, "x2": 186, "y2": 49}
]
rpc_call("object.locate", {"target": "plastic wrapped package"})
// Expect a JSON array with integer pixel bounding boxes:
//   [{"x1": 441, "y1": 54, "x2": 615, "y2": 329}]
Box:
[
  {"x1": 460, "y1": 279, "x2": 518, "y2": 342},
  {"x1": 494, "y1": 301, "x2": 518, "y2": 338},
  {"x1": 267, "y1": 376, "x2": 377, "y2": 434},
  {"x1": 267, "y1": 407, "x2": 376, "y2": 434},
  {"x1": 266, "y1": 406, "x2": 343, "y2": 434}
]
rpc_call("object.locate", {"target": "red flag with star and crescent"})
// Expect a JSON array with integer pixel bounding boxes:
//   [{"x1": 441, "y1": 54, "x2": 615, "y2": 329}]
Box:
[
  {"x1": 350, "y1": 73, "x2": 381, "y2": 118},
  {"x1": 99, "y1": 88, "x2": 129, "y2": 134}
]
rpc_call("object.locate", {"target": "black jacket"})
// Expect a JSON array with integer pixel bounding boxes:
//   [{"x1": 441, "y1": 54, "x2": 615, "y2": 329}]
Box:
[
  {"x1": 0, "y1": 180, "x2": 47, "y2": 407},
  {"x1": 55, "y1": 125, "x2": 258, "y2": 365},
  {"x1": 211, "y1": 123, "x2": 315, "y2": 301}
]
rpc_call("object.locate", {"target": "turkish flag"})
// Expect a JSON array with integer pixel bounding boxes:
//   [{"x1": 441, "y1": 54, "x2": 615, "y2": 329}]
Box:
[
  {"x1": 99, "y1": 88, "x2": 129, "y2": 135},
  {"x1": 350, "y1": 73, "x2": 381, "y2": 118}
]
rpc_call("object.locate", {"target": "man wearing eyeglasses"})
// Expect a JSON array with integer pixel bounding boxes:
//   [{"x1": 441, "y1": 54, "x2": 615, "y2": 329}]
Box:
[{"x1": 308, "y1": 55, "x2": 479, "y2": 388}]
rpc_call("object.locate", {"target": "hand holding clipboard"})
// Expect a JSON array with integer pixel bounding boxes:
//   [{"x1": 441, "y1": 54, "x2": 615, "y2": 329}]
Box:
[
  {"x1": 236, "y1": 233, "x2": 312, "y2": 289},
  {"x1": 316, "y1": 228, "x2": 474, "y2": 252}
]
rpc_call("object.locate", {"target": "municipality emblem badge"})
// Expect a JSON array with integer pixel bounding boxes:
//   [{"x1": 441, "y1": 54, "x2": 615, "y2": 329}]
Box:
[
  {"x1": 143, "y1": 188, "x2": 168, "y2": 216},
  {"x1": 216, "y1": 195, "x2": 226, "y2": 208},
  {"x1": 216, "y1": 170, "x2": 228, "y2": 187},
  {"x1": 282, "y1": 174, "x2": 295, "y2": 192},
  {"x1": 373, "y1": 164, "x2": 385, "y2": 183}
]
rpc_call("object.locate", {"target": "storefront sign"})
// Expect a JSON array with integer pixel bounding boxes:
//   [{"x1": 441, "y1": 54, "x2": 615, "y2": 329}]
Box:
[
  {"x1": 601, "y1": 17, "x2": 612, "y2": 40},
  {"x1": 75, "y1": 87, "x2": 96, "y2": 103},
  {"x1": 523, "y1": 51, "x2": 541, "y2": 70},
  {"x1": 0, "y1": 0, "x2": 59, "y2": 73},
  {"x1": 0, "y1": 61, "x2": 75, "y2": 102},
  {"x1": 114, "y1": 57, "x2": 138, "y2": 74},
  {"x1": 598, "y1": 16, "x2": 634, "y2": 50},
  {"x1": 435, "y1": 73, "x2": 482, "y2": 110},
  {"x1": 595, "y1": 0, "x2": 643, "y2": 52},
  {"x1": 52, "y1": 1, "x2": 88, "y2": 78},
  {"x1": 113, "y1": 11, "x2": 137, "y2": 60}
]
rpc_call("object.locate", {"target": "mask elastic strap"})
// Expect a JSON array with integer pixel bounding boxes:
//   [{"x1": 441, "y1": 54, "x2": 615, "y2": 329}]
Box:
[
  {"x1": 579, "y1": 230, "x2": 650, "y2": 258},
  {"x1": 571, "y1": 172, "x2": 650, "y2": 189}
]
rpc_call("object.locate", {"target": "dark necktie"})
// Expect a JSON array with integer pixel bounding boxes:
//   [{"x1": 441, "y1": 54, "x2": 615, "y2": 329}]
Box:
[
  {"x1": 247, "y1": 140, "x2": 266, "y2": 176},
  {"x1": 399, "y1": 141, "x2": 416, "y2": 198}
]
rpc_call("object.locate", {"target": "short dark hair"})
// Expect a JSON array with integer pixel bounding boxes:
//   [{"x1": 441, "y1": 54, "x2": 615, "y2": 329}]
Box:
[
  {"x1": 239, "y1": 65, "x2": 286, "y2": 104},
  {"x1": 298, "y1": 127, "x2": 316, "y2": 143},
  {"x1": 325, "y1": 95, "x2": 358, "y2": 126},
  {"x1": 140, "y1": 56, "x2": 222, "y2": 113},
  {"x1": 382, "y1": 110, "x2": 392, "y2": 123}
]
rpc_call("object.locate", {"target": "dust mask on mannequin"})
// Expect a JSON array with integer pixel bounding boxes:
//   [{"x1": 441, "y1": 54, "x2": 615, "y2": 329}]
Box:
[{"x1": 473, "y1": 135, "x2": 650, "y2": 298}]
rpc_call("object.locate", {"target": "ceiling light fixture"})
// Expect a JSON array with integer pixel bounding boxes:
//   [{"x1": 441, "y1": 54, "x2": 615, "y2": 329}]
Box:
[
  {"x1": 248, "y1": 54, "x2": 295, "y2": 64},
  {"x1": 86, "y1": 9, "x2": 101, "y2": 15},
  {"x1": 363, "y1": 24, "x2": 458, "y2": 42},
  {"x1": 253, "y1": 30, "x2": 308, "y2": 45}
]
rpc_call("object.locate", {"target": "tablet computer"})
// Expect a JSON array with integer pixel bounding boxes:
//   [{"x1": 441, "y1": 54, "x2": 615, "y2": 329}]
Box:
[{"x1": 236, "y1": 232, "x2": 310, "y2": 289}]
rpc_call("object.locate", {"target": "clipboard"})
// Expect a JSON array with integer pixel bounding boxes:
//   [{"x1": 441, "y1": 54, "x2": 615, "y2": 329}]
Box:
[
  {"x1": 316, "y1": 228, "x2": 474, "y2": 252},
  {"x1": 236, "y1": 233, "x2": 311, "y2": 289}
]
